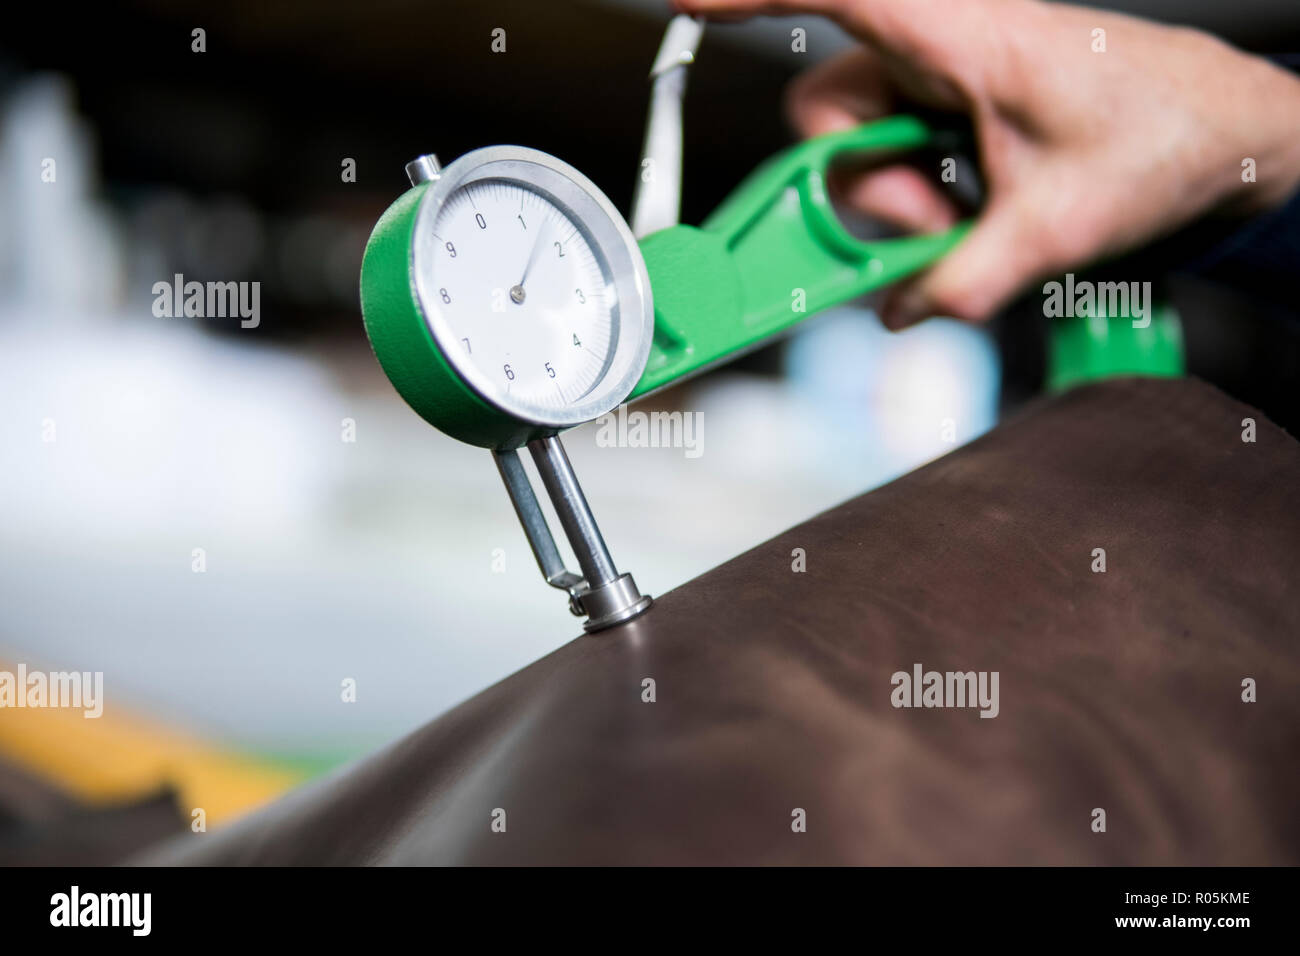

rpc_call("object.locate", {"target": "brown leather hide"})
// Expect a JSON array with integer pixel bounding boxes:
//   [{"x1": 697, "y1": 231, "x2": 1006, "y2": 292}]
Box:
[{"x1": 145, "y1": 378, "x2": 1300, "y2": 865}]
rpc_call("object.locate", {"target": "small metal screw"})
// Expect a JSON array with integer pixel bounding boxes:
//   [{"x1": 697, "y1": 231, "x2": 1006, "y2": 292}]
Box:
[{"x1": 405, "y1": 154, "x2": 442, "y2": 187}]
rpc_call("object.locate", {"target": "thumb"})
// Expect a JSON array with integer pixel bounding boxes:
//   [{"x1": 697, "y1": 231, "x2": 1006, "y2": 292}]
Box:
[
  {"x1": 676, "y1": 0, "x2": 958, "y2": 55},
  {"x1": 880, "y1": 201, "x2": 1041, "y2": 330}
]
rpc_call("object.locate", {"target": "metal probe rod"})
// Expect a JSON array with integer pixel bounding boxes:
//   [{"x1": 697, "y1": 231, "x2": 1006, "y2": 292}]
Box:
[{"x1": 527, "y1": 436, "x2": 619, "y2": 589}]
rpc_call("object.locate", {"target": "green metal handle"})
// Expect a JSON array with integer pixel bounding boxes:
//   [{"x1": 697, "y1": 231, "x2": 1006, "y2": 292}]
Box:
[{"x1": 630, "y1": 115, "x2": 970, "y2": 399}]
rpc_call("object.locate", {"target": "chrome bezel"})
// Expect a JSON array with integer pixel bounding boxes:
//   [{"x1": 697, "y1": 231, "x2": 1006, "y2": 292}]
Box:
[{"x1": 411, "y1": 146, "x2": 654, "y2": 427}]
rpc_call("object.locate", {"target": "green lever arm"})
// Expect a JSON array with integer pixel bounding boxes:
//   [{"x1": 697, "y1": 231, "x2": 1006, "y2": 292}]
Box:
[{"x1": 629, "y1": 115, "x2": 970, "y2": 400}]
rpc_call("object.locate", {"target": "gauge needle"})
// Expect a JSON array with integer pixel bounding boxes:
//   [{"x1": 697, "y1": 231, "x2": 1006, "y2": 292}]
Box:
[{"x1": 511, "y1": 220, "x2": 548, "y2": 304}]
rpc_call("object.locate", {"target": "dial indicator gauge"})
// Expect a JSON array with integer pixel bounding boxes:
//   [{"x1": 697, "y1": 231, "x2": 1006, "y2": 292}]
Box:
[{"x1": 411, "y1": 147, "x2": 653, "y2": 428}]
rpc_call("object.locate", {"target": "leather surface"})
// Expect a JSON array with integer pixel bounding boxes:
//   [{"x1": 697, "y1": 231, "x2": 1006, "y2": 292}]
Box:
[{"x1": 146, "y1": 377, "x2": 1300, "y2": 865}]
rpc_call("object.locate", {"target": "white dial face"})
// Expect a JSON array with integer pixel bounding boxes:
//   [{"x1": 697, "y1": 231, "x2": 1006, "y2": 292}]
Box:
[
  {"x1": 425, "y1": 180, "x2": 617, "y2": 416},
  {"x1": 412, "y1": 148, "x2": 653, "y2": 428}
]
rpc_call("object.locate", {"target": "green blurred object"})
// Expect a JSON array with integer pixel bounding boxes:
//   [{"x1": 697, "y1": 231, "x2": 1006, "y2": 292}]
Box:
[
  {"x1": 632, "y1": 116, "x2": 970, "y2": 399},
  {"x1": 633, "y1": 113, "x2": 1188, "y2": 399},
  {"x1": 1047, "y1": 297, "x2": 1185, "y2": 391}
]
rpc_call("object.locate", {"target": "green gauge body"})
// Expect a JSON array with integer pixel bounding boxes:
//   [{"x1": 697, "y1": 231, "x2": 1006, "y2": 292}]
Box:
[
  {"x1": 631, "y1": 116, "x2": 969, "y2": 399},
  {"x1": 360, "y1": 116, "x2": 1184, "y2": 449},
  {"x1": 361, "y1": 146, "x2": 656, "y2": 449},
  {"x1": 360, "y1": 183, "x2": 549, "y2": 449}
]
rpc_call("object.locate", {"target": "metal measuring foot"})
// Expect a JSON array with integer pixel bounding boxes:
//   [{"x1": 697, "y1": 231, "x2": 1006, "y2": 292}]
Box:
[{"x1": 493, "y1": 438, "x2": 652, "y2": 633}]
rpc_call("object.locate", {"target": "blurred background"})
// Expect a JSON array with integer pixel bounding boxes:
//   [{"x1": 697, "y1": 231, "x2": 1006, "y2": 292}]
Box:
[{"x1": 2, "y1": 0, "x2": 1299, "y2": 847}]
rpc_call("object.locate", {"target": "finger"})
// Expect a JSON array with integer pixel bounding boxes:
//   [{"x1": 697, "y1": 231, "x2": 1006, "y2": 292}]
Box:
[
  {"x1": 668, "y1": 0, "x2": 759, "y2": 24},
  {"x1": 673, "y1": 0, "x2": 930, "y2": 50},
  {"x1": 879, "y1": 198, "x2": 1039, "y2": 329},
  {"x1": 672, "y1": 0, "x2": 876, "y2": 25},
  {"x1": 833, "y1": 164, "x2": 960, "y2": 234},
  {"x1": 673, "y1": 0, "x2": 844, "y2": 19},
  {"x1": 678, "y1": 0, "x2": 984, "y2": 109},
  {"x1": 784, "y1": 47, "x2": 892, "y2": 136}
]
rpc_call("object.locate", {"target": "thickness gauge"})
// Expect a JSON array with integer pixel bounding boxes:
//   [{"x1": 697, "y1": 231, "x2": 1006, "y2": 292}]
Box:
[{"x1": 359, "y1": 15, "x2": 1182, "y2": 632}]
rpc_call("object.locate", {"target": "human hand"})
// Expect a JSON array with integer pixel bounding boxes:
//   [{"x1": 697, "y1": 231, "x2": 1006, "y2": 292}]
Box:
[{"x1": 674, "y1": 0, "x2": 1300, "y2": 328}]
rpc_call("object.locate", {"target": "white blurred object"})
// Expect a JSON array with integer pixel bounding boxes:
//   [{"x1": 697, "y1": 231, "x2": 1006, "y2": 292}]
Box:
[
  {"x1": 0, "y1": 74, "x2": 123, "y2": 315},
  {"x1": 786, "y1": 307, "x2": 1001, "y2": 485},
  {"x1": 631, "y1": 14, "x2": 704, "y2": 238},
  {"x1": 0, "y1": 318, "x2": 335, "y2": 540}
]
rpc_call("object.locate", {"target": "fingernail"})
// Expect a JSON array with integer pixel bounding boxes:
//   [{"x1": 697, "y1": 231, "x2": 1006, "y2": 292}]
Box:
[{"x1": 883, "y1": 290, "x2": 928, "y2": 331}]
